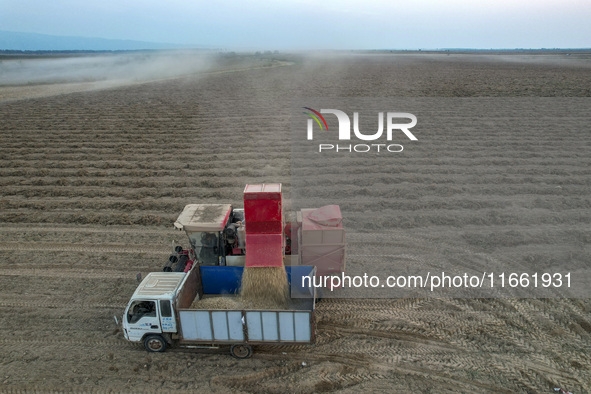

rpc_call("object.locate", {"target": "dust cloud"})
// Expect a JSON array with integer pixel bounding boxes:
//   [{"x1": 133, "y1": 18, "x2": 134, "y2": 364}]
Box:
[{"x1": 0, "y1": 50, "x2": 216, "y2": 86}]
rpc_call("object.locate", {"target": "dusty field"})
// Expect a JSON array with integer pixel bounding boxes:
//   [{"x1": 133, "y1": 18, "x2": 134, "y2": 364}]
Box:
[{"x1": 0, "y1": 53, "x2": 590, "y2": 392}]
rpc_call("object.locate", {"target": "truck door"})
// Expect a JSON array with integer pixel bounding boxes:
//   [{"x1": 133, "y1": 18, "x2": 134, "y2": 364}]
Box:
[
  {"x1": 159, "y1": 300, "x2": 177, "y2": 333},
  {"x1": 125, "y1": 300, "x2": 162, "y2": 341}
]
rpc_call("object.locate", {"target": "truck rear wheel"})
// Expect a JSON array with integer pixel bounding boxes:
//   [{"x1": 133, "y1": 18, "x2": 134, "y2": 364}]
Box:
[
  {"x1": 144, "y1": 335, "x2": 167, "y2": 352},
  {"x1": 230, "y1": 344, "x2": 252, "y2": 359}
]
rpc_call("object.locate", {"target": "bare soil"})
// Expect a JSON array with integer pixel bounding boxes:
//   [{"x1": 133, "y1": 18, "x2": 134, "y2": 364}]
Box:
[{"x1": 0, "y1": 53, "x2": 590, "y2": 392}]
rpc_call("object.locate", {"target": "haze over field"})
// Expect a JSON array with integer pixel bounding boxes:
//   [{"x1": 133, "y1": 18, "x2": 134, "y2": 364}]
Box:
[
  {"x1": 0, "y1": 52, "x2": 215, "y2": 85},
  {"x1": 1, "y1": 0, "x2": 590, "y2": 50}
]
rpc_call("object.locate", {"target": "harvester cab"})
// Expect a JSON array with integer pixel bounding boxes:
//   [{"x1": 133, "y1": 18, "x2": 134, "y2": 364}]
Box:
[{"x1": 172, "y1": 203, "x2": 246, "y2": 268}]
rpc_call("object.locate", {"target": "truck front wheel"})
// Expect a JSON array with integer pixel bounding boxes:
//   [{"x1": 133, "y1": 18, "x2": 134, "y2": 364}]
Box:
[
  {"x1": 230, "y1": 344, "x2": 253, "y2": 359},
  {"x1": 144, "y1": 335, "x2": 167, "y2": 352}
]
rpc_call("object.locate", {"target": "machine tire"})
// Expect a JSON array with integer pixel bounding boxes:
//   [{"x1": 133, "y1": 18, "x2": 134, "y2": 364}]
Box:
[
  {"x1": 230, "y1": 344, "x2": 253, "y2": 359},
  {"x1": 174, "y1": 255, "x2": 189, "y2": 272},
  {"x1": 315, "y1": 288, "x2": 324, "y2": 303},
  {"x1": 144, "y1": 335, "x2": 167, "y2": 352}
]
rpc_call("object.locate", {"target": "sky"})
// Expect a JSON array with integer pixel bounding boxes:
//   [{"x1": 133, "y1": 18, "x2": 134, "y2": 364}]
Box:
[{"x1": 1, "y1": 0, "x2": 590, "y2": 50}]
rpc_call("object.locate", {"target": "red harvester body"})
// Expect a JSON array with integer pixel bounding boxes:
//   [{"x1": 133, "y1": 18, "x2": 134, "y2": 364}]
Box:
[{"x1": 243, "y1": 183, "x2": 284, "y2": 267}]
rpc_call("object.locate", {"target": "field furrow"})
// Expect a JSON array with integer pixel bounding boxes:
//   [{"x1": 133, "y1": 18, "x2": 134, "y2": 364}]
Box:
[{"x1": 0, "y1": 53, "x2": 589, "y2": 393}]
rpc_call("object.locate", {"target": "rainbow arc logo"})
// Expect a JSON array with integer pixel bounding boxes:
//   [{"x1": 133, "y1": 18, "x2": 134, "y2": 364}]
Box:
[{"x1": 303, "y1": 107, "x2": 328, "y2": 131}]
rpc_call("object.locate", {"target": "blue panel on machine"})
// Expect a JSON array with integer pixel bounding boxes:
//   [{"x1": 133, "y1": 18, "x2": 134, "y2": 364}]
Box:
[
  {"x1": 200, "y1": 266, "x2": 243, "y2": 294},
  {"x1": 199, "y1": 265, "x2": 315, "y2": 295}
]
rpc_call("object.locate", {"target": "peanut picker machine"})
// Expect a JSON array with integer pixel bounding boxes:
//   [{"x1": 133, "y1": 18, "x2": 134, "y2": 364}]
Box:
[{"x1": 121, "y1": 183, "x2": 345, "y2": 357}]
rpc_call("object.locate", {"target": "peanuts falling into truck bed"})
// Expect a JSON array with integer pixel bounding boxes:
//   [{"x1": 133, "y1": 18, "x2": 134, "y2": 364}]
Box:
[{"x1": 241, "y1": 183, "x2": 289, "y2": 308}]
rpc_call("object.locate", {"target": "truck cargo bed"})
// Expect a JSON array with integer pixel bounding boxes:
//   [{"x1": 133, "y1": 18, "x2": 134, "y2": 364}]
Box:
[
  {"x1": 178, "y1": 307, "x2": 314, "y2": 344},
  {"x1": 175, "y1": 265, "x2": 316, "y2": 345}
]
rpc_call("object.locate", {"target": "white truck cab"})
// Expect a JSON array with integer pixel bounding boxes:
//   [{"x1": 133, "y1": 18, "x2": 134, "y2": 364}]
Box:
[{"x1": 122, "y1": 272, "x2": 185, "y2": 351}]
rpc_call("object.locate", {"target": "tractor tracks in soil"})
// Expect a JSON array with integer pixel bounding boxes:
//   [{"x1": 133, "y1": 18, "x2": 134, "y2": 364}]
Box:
[
  {"x1": 0, "y1": 386, "x2": 170, "y2": 394},
  {"x1": 0, "y1": 299, "x2": 126, "y2": 310},
  {"x1": 0, "y1": 335, "x2": 124, "y2": 350},
  {"x1": 0, "y1": 267, "x2": 139, "y2": 280},
  {"x1": 0, "y1": 241, "x2": 169, "y2": 255},
  {"x1": 0, "y1": 225, "x2": 167, "y2": 235},
  {"x1": 221, "y1": 350, "x2": 505, "y2": 393},
  {"x1": 307, "y1": 298, "x2": 591, "y2": 391}
]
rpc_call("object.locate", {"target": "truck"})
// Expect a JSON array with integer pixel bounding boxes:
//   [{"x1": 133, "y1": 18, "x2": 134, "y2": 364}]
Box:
[
  {"x1": 121, "y1": 183, "x2": 345, "y2": 357},
  {"x1": 122, "y1": 264, "x2": 317, "y2": 358}
]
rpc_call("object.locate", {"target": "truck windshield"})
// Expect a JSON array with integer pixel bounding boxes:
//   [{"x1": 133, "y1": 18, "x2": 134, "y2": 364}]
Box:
[
  {"x1": 127, "y1": 300, "x2": 156, "y2": 324},
  {"x1": 188, "y1": 231, "x2": 219, "y2": 265}
]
